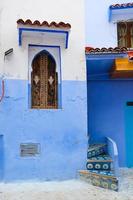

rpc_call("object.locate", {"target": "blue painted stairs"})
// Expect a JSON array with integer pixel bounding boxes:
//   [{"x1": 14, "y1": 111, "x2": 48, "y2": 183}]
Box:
[{"x1": 78, "y1": 143, "x2": 119, "y2": 191}]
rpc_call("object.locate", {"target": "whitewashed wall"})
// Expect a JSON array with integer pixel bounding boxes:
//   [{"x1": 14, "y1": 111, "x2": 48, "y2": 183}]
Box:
[
  {"x1": 85, "y1": 0, "x2": 132, "y2": 47},
  {"x1": 0, "y1": 0, "x2": 86, "y2": 81}
]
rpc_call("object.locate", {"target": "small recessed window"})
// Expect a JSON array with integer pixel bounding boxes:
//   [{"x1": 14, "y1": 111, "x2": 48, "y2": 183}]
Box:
[{"x1": 117, "y1": 22, "x2": 133, "y2": 48}]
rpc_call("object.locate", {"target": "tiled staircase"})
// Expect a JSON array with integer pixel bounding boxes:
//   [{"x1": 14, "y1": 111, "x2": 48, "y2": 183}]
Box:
[{"x1": 79, "y1": 142, "x2": 119, "y2": 191}]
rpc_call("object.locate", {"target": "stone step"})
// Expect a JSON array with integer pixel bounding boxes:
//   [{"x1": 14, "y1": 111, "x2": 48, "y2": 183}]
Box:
[
  {"x1": 78, "y1": 170, "x2": 118, "y2": 192},
  {"x1": 87, "y1": 169, "x2": 115, "y2": 176},
  {"x1": 87, "y1": 143, "x2": 107, "y2": 158},
  {"x1": 86, "y1": 154, "x2": 112, "y2": 170}
]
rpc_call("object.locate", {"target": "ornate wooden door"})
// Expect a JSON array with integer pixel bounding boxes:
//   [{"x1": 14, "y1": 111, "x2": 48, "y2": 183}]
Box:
[{"x1": 31, "y1": 52, "x2": 58, "y2": 109}]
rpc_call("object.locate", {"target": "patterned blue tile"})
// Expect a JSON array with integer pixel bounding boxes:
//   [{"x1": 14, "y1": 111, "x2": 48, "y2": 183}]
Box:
[
  {"x1": 88, "y1": 170, "x2": 115, "y2": 176},
  {"x1": 79, "y1": 141, "x2": 119, "y2": 192},
  {"x1": 78, "y1": 170, "x2": 118, "y2": 192},
  {"x1": 87, "y1": 144, "x2": 106, "y2": 158},
  {"x1": 86, "y1": 154, "x2": 112, "y2": 170}
]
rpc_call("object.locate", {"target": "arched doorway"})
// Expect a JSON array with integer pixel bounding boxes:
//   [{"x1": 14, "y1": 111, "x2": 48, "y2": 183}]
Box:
[{"x1": 31, "y1": 50, "x2": 58, "y2": 109}]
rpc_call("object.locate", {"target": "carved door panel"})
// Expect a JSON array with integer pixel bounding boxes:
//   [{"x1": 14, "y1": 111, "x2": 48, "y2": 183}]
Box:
[
  {"x1": 31, "y1": 52, "x2": 58, "y2": 109},
  {"x1": 47, "y1": 57, "x2": 58, "y2": 108}
]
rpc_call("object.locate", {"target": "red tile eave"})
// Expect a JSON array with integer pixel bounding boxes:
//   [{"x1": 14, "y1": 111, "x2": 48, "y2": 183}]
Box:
[
  {"x1": 17, "y1": 19, "x2": 71, "y2": 29},
  {"x1": 110, "y1": 2, "x2": 133, "y2": 9},
  {"x1": 85, "y1": 47, "x2": 130, "y2": 54}
]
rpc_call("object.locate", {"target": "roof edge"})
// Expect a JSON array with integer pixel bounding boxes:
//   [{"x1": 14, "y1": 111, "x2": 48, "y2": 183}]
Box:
[
  {"x1": 17, "y1": 19, "x2": 71, "y2": 29},
  {"x1": 85, "y1": 47, "x2": 129, "y2": 54}
]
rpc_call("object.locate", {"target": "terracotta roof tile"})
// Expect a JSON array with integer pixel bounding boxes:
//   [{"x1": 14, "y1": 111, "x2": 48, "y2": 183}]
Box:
[
  {"x1": 85, "y1": 47, "x2": 128, "y2": 54},
  {"x1": 17, "y1": 19, "x2": 71, "y2": 29},
  {"x1": 110, "y1": 2, "x2": 133, "y2": 9}
]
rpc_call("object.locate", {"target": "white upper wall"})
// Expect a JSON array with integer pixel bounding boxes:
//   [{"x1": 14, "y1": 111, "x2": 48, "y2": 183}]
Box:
[
  {"x1": 85, "y1": 0, "x2": 132, "y2": 47},
  {"x1": 0, "y1": 0, "x2": 86, "y2": 81}
]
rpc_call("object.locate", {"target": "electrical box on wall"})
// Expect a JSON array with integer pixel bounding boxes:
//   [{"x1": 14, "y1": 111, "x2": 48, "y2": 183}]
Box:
[{"x1": 20, "y1": 143, "x2": 40, "y2": 157}]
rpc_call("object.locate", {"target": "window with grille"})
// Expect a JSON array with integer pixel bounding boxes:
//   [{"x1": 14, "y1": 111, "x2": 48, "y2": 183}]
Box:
[
  {"x1": 31, "y1": 51, "x2": 58, "y2": 109},
  {"x1": 117, "y1": 22, "x2": 133, "y2": 48}
]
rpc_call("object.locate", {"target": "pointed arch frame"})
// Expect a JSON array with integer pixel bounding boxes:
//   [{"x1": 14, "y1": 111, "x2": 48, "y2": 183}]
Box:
[{"x1": 28, "y1": 45, "x2": 62, "y2": 109}]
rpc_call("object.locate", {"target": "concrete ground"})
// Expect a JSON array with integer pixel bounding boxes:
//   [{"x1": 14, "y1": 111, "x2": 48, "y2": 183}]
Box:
[{"x1": 0, "y1": 168, "x2": 132, "y2": 200}]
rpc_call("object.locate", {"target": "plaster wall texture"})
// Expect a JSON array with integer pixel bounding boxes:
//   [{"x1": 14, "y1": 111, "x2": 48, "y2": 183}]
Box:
[
  {"x1": 85, "y1": 0, "x2": 132, "y2": 47},
  {"x1": 87, "y1": 80, "x2": 133, "y2": 167},
  {"x1": 0, "y1": 80, "x2": 87, "y2": 181},
  {"x1": 86, "y1": 56, "x2": 133, "y2": 167},
  {"x1": 0, "y1": 0, "x2": 86, "y2": 81},
  {"x1": 0, "y1": 0, "x2": 88, "y2": 181}
]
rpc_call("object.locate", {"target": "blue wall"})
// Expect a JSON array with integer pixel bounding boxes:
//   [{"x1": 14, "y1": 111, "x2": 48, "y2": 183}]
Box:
[
  {"x1": 87, "y1": 56, "x2": 133, "y2": 167},
  {"x1": 0, "y1": 79, "x2": 87, "y2": 182},
  {"x1": 0, "y1": 135, "x2": 4, "y2": 180},
  {"x1": 87, "y1": 79, "x2": 133, "y2": 167},
  {"x1": 125, "y1": 106, "x2": 133, "y2": 167}
]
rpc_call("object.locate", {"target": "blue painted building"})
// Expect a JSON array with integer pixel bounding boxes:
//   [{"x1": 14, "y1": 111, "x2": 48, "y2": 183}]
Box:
[
  {"x1": 0, "y1": 0, "x2": 133, "y2": 183},
  {"x1": 85, "y1": 0, "x2": 133, "y2": 168},
  {"x1": 0, "y1": 0, "x2": 87, "y2": 182},
  {"x1": 86, "y1": 50, "x2": 133, "y2": 167}
]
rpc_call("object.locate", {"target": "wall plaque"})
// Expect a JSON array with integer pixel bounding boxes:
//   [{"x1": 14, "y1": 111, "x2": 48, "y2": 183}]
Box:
[{"x1": 20, "y1": 143, "x2": 40, "y2": 157}]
